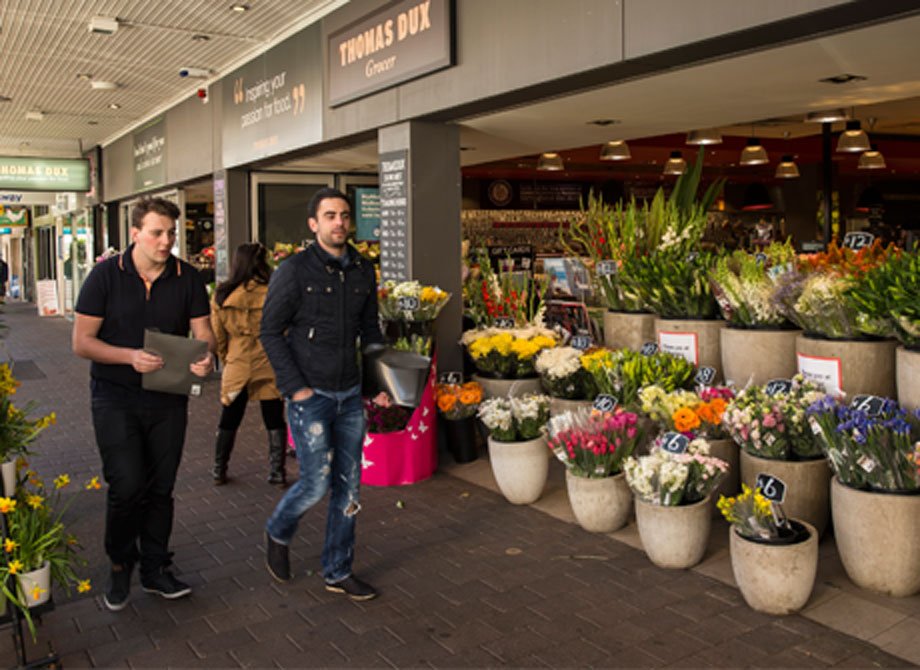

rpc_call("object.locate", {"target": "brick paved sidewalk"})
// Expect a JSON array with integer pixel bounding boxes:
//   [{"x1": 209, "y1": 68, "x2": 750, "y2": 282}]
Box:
[{"x1": 0, "y1": 302, "x2": 911, "y2": 668}]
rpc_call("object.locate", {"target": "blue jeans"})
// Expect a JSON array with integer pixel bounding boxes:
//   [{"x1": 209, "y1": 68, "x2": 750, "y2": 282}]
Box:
[{"x1": 265, "y1": 387, "x2": 365, "y2": 582}]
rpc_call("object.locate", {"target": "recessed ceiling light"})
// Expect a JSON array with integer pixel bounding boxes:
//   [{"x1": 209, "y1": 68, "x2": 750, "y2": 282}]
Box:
[
  {"x1": 588, "y1": 119, "x2": 620, "y2": 126},
  {"x1": 25, "y1": 110, "x2": 44, "y2": 121},
  {"x1": 819, "y1": 73, "x2": 867, "y2": 85},
  {"x1": 88, "y1": 120, "x2": 99, "y2": 125},
  {"x1": 76, "y1": 73, "x2": 93, "y2": 81},
  {"x1": 0, "y1": 95, "x2": 11, "y2": 103},
  {"x1": 91, "y1": 80, "x2": 118, "y2": 90},
  {"x1": 109, "y1": 103, "x2": 121, "y2": 109},
  {"x1": 230, "y1": 3, "x2": 250, "y2": 12},
  {"x1": 192, "y1": 33, "x2": 210, "y2": 42},
  {"x1": 459, "y1": 146, "x2": 475, "y2": 151}
]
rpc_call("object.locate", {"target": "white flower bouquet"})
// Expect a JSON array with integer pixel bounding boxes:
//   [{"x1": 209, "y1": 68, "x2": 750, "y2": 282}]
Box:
[
  {"x1": 534, "y1": 346, "x2": 595, "y2": 400},
  {"x1": 623, "y1": 436, "x2": 728, "y2": 506},
  {"x1": 477, "y1": 393, "x2": 551, "y2": 442}
]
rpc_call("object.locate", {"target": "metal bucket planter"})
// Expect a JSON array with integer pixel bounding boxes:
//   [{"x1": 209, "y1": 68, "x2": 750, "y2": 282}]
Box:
[
  {"x1": 654, "y1": 317, "x2": 726, "y2": 383},
  {"x1": 896, "y1": 346, "x2": 920, "y2": 412},
  {"x1": 473, "y1": 374, "x2": 542, "y2": 400},
  {"x1": 565, "y1": 470, "x2": 631, "y2": 533},
  {"x1": 720, "y1": 326, "x2": 800, "y2": 388},
  {"x1": 603, "y1": 310, "x2": 656, "y2": 352},
  {"x1": 635, "y1": 495, "x2": 711, "y2": 569},
  {"x1": 487, "y1": 435, "x2": 548, "y2": 505},
  {"x1": 740, "y1": 450, "x2": 830, "y2": 536},
  {"x1": 795, "y1": 334, "x2": 897, "y2": 399},
  {"x1": 708, "y1": 438, "x2": 739, "y2": 517},
  {"x1": 730, "y1": 520, "x2": 818, "y2": 615},
  {"x1": 831, "y1": 477, "x2": 920, "y2": 597}
]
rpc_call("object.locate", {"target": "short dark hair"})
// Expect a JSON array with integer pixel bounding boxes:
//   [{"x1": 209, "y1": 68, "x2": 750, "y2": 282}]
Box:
[
  {"x1": 307, "y1": 187, "x2": 350, "y2": 221},
  {"x1": 131, "y1": 197, "x2": 180, "y2": 229}
]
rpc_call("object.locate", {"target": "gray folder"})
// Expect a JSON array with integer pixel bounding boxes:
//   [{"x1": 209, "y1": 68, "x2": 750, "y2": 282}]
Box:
[{"x1": 141, "y1": 329, "x2": 209, "y2": 396}]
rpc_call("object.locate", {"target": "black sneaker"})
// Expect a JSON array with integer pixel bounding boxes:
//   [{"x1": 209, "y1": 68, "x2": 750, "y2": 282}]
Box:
[
  {"x1": 325, "y1": 575, "x2": 377, "y2": 601},
  {"x1": 104, "y1": 562, "x2": 133, "y2": 611},
  {"x1": 141, "y1": 567, "x2": 191, "y2": 599},
  {"x1": 265, "y1": 532, "x2": 291, "y2": 582}
]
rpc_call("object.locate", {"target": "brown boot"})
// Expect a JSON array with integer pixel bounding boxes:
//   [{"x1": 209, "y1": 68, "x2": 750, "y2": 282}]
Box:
[{"x1": 213, "y1": 429, "x2": 236, "y2": 485}]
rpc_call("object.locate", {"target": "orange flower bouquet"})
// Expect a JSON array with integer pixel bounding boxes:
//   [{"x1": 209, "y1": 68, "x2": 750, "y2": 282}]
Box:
[
  {"x1": 639, "y1": 384, "x2": 734, "y2": 439},
  {"x1": 435, "y1": 381, "x2": 483, "y2": 421}
]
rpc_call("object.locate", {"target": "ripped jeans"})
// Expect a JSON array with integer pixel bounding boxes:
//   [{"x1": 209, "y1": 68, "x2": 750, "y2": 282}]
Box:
[{"x1": 265, "y1": 387, "x2": 365, "y2": 583}]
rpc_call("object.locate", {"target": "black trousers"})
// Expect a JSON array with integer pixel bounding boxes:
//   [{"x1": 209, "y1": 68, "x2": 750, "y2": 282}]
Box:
[
  {"x1": 91, "y1": 400, "x2": 187, "y2": 578},
  {"x1": 218, "y1": 387, "x2": 285, "y2": 431}
]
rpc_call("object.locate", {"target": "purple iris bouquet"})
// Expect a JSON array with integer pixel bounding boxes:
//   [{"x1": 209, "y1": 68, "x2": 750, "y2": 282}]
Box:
[{"x1": 807, "y1": 395, "x2": 920, "y2": 492}]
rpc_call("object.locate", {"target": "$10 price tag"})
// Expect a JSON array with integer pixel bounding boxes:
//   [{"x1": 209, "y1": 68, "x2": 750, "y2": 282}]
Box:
[
  {"x1": 593, "y1": 394, "x2": 618, "y2": 413},
  {"x1": 397, "y1": 296, "x2": 420, "y2": 311},
  {"x1": 438, "y1": 371, "x2": 462, "y2": 385},
  {"x1": 494, "y1": 317, "x2": 515, "y2": 329}
]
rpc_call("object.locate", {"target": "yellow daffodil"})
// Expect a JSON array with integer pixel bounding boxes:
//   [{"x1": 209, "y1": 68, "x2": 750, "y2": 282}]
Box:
[
  {"x1": 0, "y1": 497, "x2": 15, "y2": 514},
  {"x1": 86, "y1": 476, "x2": 101, "y2": 490},
  {"x1": 8, "y1": 559, "x2": 23, "y2": 575},
  {"x1": 26, "y1": 494, "x2": 44, "y2": 509},
  {"x1": 77, "y1": 579, "x2": 91, "y2": 593},
  {"x1": 54, "y1": 474, "x2": 70, "y2": 489},
  {"x1": 4, "y1": 538, "x2": 18, "y2": 553},
  {"x1": 30, "y1": 585, "x2": 46, "y2": 600}
]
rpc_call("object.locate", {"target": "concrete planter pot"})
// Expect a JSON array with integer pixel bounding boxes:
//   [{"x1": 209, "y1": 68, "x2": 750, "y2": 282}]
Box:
[
  {"x1": 720, "y1": 326, "x2": 800, "y2": 388},
  {"x1": 565, "y1": 470, "x2": 632, "y2": 533},
  {"x1": 548, "y1": 397, "x2": 592, "y2": 418},
  {"x1": 896, "y1": 346, "x2": 920, "y2": 412},
  {"x1": 831, "y1": 477, "x2": 920, "y2": 597},
  {"x1": 740, "y1": 450, "x2": 830, "y2": 536},
  {"x1": 795, "y1": 334, "x2": 897, "y2": 399},
  {"x1": 18, "y1": 561, "x2": 52, "y2": 607},
  {"x1": 487, "y1": 435, "x2": 548, "y2": 505},
  {"x1": 730, "y1": 520, "x2": 818, "y2": 615},
  {"x1": 635, "y1": 495, "x2": 711, "y2": 569},
  {"x1": 654, "y1": 317, "x2": 726, "y2": 383},
  {"x1": 1, "y1": 459, "x2": 16, "y2": 497},
  {"x1": 603, "y1": 310, "x2": 656, "y2": 352},
  {"x1": 473, "y1": 374, "x2": 542, "y2": 400},
  {"x1": 708, "y1": 438, "x2": 739, "y2": 517}
]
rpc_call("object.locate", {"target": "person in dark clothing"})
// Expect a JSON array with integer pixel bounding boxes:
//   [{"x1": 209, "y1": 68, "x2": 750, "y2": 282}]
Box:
[
  {"x1": 73, "y1": 197, "x2": 216, "y2": 611},
  {"x1": 260, "y1": 187, "x2": 388, "y2": 600},
  {"x1": 0, "y1": 254, "x2": 8, "y2": 298}
]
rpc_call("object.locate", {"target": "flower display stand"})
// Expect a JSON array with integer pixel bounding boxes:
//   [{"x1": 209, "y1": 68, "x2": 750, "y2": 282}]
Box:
[
  {"x1": 603, "y1": 310, "x2": 656, "y2": 352},
  {"x1": 472, "y1": 374, "x2": 542, "y2": 400},
  {"x1": 361, "y1": 358, "x2": 438, "y2": 487},
  {"x1": 896, "y1": 346, "x2": 920, "y2": 412},
  {"x1": 795, "y1": 334, "x2": 897, "y2": 398},
  {"x1": 721, "y1": 326, "x2": 800, "y2": 388}
]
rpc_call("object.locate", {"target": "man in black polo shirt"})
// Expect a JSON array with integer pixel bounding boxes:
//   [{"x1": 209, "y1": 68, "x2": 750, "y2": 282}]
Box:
[{"x1": 73, "y1": 197, "x2": 216, "y2": 611}]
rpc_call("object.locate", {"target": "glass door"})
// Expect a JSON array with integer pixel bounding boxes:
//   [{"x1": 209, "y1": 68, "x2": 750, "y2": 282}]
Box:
[{"x1": 250, "y1": 172, "x2": 334, "y2": 252}]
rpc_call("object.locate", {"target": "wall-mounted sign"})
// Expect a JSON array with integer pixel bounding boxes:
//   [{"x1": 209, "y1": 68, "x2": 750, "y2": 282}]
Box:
[
  {"x1": 133, "y1": 117, "x2": 166, "y2": 192},
  {"x1": 328, "y1": 0, "x2": 454, "y2": 106},
  {"x1": 221, "y1": 25, "x2": 323, "y2": 168},
  {"x1": 378, "y1": 150, "x2": 409, "y2": 282},
  {"x1": 0, "y1": 206, "x2": 28, "y2": 227},
  {"x1": 355, "y1": 187, "x2": 381, "y2": 241},
  {"x1": 0, "y1": 157, "x2": 90, "y2": 192},
  {"x1": 213, "y1": 170, "x2": 229, "y2": 284},
  {"x1": 84, "y1": 146, "x2": 102, "y2": 203},
  {"x1": 0, "y1": 191, "x2": 58, "y2": 206}
]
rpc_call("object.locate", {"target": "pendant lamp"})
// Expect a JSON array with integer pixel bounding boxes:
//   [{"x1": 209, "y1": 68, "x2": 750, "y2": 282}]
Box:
[
  {"x1": 663, "y1": 151, "x2": 686, "y2": 175},
  {"x1": 805, "y1": 109, "x2": 848, "y2": 123},
  {"x1": 740, "y1": 137, "x2": 769, "y2": 165},
  {"x1": 836, "y1": 120, "x2": 871, "y2": 153},
  {"x1": 775, "y1": 155, "x2": 800, "y2": 179},
  {"x1": 599, "y1": 140, "x2": 630, "y2": 161},
  {"x1": 537, "y1": 152, "x2": 564, "y2": 171},
  {"x1": 686, "y1": 128, "x2": 722, "y2": 145},
  {"x1": 858, "y1": 144, "x2": 886, "y2": 170}
]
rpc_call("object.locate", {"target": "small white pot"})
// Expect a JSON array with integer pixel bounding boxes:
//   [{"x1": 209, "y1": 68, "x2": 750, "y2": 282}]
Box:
[
  {"x1": 487, "y1": 435, "x2": 548, "y2": 505},
  {"x1": 635, "y1": 495, "x2": 711, "y2": 569},
  {"x1": 565, "y1": 470, "x2": 631, "y2": 533}
]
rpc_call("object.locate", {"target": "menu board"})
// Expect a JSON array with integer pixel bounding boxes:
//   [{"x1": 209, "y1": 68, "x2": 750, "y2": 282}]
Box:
[{"x1": 379, "y1": 150, "x2": 409, "y2": 281}]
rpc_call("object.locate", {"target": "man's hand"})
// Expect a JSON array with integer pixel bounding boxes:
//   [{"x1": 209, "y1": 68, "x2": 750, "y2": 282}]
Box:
[
  {"x1": 189, "y1": 352, "x2": 214, "y2": 378},
  {"x1": 131, "y1": 349, "x2": 164, "y2": 373},
  {"x1": 291, "y1": 388, "x2": 314, "y2": 402},
  {"x1": 372, "y1": 391, "x2": 392, "y2": 407}
]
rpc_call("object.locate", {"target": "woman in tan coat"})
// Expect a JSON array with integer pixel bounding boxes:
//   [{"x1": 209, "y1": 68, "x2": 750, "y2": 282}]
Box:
[{"x1": 210, "y1": 243, "x2": 286, "y2": 486}]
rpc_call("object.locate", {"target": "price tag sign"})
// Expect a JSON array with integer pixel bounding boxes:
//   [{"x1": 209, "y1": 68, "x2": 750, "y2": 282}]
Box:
[
  {"x1": 764, "y1": 379, "x2": 792, "y2": 396},
  {"x1": 494, "y1": 317, "x2": 515, "y2": 329},
  {"x1": 686, "y1": 251, "x2": 699, "y2": 262},
  {"x1": 596, "y1": 260, "x2": 618, "y2": 277},
  {"x1": 593, "y1": 394, "x2": 618, "y2": 413},
  {"x1": 851, "y1": 394, "x2": 885, "y2": 417},
  {"x1": 695, "y1": 366, "x2": 716, "y2": 386},
  {"x1": 660, "y1": 432, "x2": 690, "y2": 455},
  {"x1": 640, "y1": 341, "x2": 658, "y2": 356},
  {"x1": 570, "y1": 334, "x2": 592, "y2": 350},
  {"x1": 842, "y1": 231, "x2": 875, "y2": 251},
  {"x1": 754, "y1": 252, "x2": 767, "y2": 265},
  {"x1": 397, "y1": 296, "x2": 420, "y2": 311},
  {"x1": 438, "y1": 371, "x2": 463, "y2": 385},
  {"x1": 755, "y1": 473, "x2": 787, "y2": 504}
]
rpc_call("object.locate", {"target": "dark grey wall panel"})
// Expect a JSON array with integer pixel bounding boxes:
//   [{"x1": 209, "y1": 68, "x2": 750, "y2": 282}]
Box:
[
  {"x1": 102, "y1": 133, "x2": 134, "y2": 202},
  {"x1": 166, "y1": 95, "x2": 214, "y2": 184}
]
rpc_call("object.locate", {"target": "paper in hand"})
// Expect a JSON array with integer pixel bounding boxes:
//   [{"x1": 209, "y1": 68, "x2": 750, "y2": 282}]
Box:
[{"x1": 141, "y1": 329, "x2": 209, "y2": 396}]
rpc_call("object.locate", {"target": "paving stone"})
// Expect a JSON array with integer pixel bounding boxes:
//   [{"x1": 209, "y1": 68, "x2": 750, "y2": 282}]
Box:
[
  {"x1": 637, "y1": 628, "x2": 711, "y2": 664},
  {"x1": 86, "y1": 633, "x2": 156, "y2": 667}
]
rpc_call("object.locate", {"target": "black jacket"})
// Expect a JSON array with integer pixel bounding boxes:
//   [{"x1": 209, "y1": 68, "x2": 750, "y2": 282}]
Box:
[{"x1": 260, "y1": 243, "x2": 383, "y2": 396}]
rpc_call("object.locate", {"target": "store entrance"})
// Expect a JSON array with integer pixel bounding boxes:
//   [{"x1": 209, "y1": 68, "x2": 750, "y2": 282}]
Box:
[{"x1": 250, "y1": 172, "x2": 334, "y2": 252}]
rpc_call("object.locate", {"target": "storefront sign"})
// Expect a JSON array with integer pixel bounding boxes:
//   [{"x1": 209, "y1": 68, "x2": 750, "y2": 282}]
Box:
[
  {"x1": 0, "y1": 206, "x2": 28, "y2": 226},
  {"x1": 378, "y1": 150, "x2": 409, "y2": 281},
  {"x1": 221, "y1": 25, "x2": 323, "y2": 168},
  {"x1": 797, "y1": 353, "x2": 842, "y2": 396},
  {"x1": 0, "y1": 191, "x2": 57, "y2": 205},
  {"x1": 84, "y1": 146, "x2": 102, "y2": 204},
  {"x1": 658, "y1": 331, "x2": 699, "y2": 365},
  {"x1": 328, "y1": 0, "x2": 453, "y2": 106},
  {"x1": 355, "y1": 187, "x2": 381, "y2": 241},
  {"x1": 0, "y1": 157, "x2": 90, "y2": 191},
  {"x1": 133, "y1": 118, "x2": 166, "y2": 192}
]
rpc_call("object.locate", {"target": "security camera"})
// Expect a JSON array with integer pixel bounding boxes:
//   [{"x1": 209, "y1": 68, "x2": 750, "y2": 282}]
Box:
[{"x1": 179, "y1": 67, "x2": 210, "y2": 79}]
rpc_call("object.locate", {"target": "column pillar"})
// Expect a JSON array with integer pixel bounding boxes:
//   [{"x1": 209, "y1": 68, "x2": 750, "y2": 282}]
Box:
[{"x1": 213, "y1": 168, "x2": 250, "y2": 283}]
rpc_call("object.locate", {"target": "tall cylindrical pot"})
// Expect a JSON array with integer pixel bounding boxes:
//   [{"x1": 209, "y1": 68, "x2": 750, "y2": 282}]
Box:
[
  {"x1": 565, "y1": 470, "x2": 631, "y2": 533},
  {"x1": 708, "y1": 438, "x2": 739, "y2": 517},
  {"x1": 795, "y1": 334, "x2": 897, "y2": 399},
  {"x1": 721, "y1": 326, "x2": 800, "y2": 388},
  {"x1": 1, "y1": 459, "x2": 16, "y2": 497},
  {"x1": 444, "y1": 416, "x2": 479, "y2": 464},
  {"x1": 654, "y1": 317, "x2": 726, "y2": 383},
  {"x1": 548, "y1": 397, "x2": 592, "y2": 418},
  {"x1": 18, "y1": 561, "x2": 52, "y2": 607},
  {"x1": 635, "y1": 495, "x2": 711, "y2": 569},
  {"x1": 896, "y1": 346, "x2": 920, "y2": 412},
  {"x1": 603, "y1": 310, "x2": 656, "y2": 352},
  {"x1": 831, "y1": 477, "x2": 920, "y2": 597},
  {"x1": 740, "y1": 450, "x2": 830, "y2": 536},
  {"x1": 487, "y1": 435, "x2": 548, "y2": 505},
  {"x1": 473, "y1": 374, "x2": 543, "y2": 400},
  {"x1": 730, "y1": 520, "x2": 818, "y2": 615}
]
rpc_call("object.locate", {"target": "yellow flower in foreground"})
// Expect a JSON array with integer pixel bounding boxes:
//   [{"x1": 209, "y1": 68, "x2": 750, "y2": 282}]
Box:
[
  {"x1": 0, "y1": 497, "x2": 15, "y2": 514},
  {"x1": 4, "y1": 538, "x2": 18, "y2": 552},
  {"x1": 77, "y1": 579, "x2": 91, "y2": 593},
  {"x1": 86, "y1": 476, "x2": 101, "y2": 490},
  {"x1": 8, "y1": 559, "x2": 23, "y2": 575},
  {"x1": 54, "y1": 474, "x2": 70, "y2": 489},
  {"x1": 26, "y1": 494, "x2": 44, "y2": 509}
]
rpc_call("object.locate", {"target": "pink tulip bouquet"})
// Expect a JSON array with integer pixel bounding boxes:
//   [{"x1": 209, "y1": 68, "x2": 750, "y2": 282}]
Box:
[{"x1": 545, "y1": 408, "x2": 646, "y2": 478}]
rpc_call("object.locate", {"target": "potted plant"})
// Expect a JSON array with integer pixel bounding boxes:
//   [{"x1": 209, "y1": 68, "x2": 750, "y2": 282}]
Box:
[
  {"x1": 0, "y1": 364, "x2": 56, "y2": 496},
  {"x1": 580, "y1": 347, "x2": 695, "y2": 409},
  {"x1": 461, "y1": 326, "x2": 558, "y2": 399},
  {"x1": 546, "y1": 407, "x2": 645, "y2": 532},
  {"x1": 808, "y1": 395, "x2": 920, "y2": 596},
  {"x1": 377, "y1": 279, "x2": 451, "y2": 356},
  {"x1": 0, "y1": 469, "x2": 96, "y2": 638},
  {"x1": 435, "y1": 380, "x2": 483, "y2": 463},
  {"x1": 710, "y1": 242, "x2": 801, "y2": 386},
  {"x1": 534, "y1": 346, "x2": 596, "y2": 416},
  {"x1": 624, "y1": 436, "x2": 728, "y2": 567},
  {"x1": 718, "y1": 484, "x2": 818, "y2": 615},
  {"x1": 724, "y1": 375, "x2": 831, "y2": 534},
  {"x1": 478, "y1": 393, "x2": 552, "y2": 504}
]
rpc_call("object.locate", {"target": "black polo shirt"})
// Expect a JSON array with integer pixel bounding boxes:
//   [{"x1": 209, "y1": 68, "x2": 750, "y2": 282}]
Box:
[{"x1": 75, "y1": 244, "x2": 210, "y2": 407}]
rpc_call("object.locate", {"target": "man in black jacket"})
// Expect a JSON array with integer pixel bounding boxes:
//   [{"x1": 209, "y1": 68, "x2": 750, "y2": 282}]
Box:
[{"x1": 260, "y1": 187, "x2": 386, "y2": 600}]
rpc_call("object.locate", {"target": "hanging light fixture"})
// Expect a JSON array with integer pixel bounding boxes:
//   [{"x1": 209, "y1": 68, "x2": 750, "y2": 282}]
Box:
[
  {"x1": 537, "y1": 152, "x2": 564, "y2": 171},
  {"x1": 663, "y1": 151, "x2": 686, "y2": 175},
  {"x1": 836, "y1": 120, "x2": 871, "y2": 152},
  {"x1": 742, "y1": 182, "x2": 773, "y2": 210},
  {"x1": 740, "y1": 137, "x2": 769, "y2": 165},
  {"x1": 775, "y1": 155, "x2": 800, "y2": 179},
  {"x1": 805, "y1": 109, "x2": 848, "y2": 123},
  {"x1": 858, "y1": 144, "x2": 887, "y2": 170},
  {"x1": 599, "y1": 140, "x2": 630, "y2": 161},
  {"x1": 686, "y1": 128, "x2": 722, "y2": 145}
]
